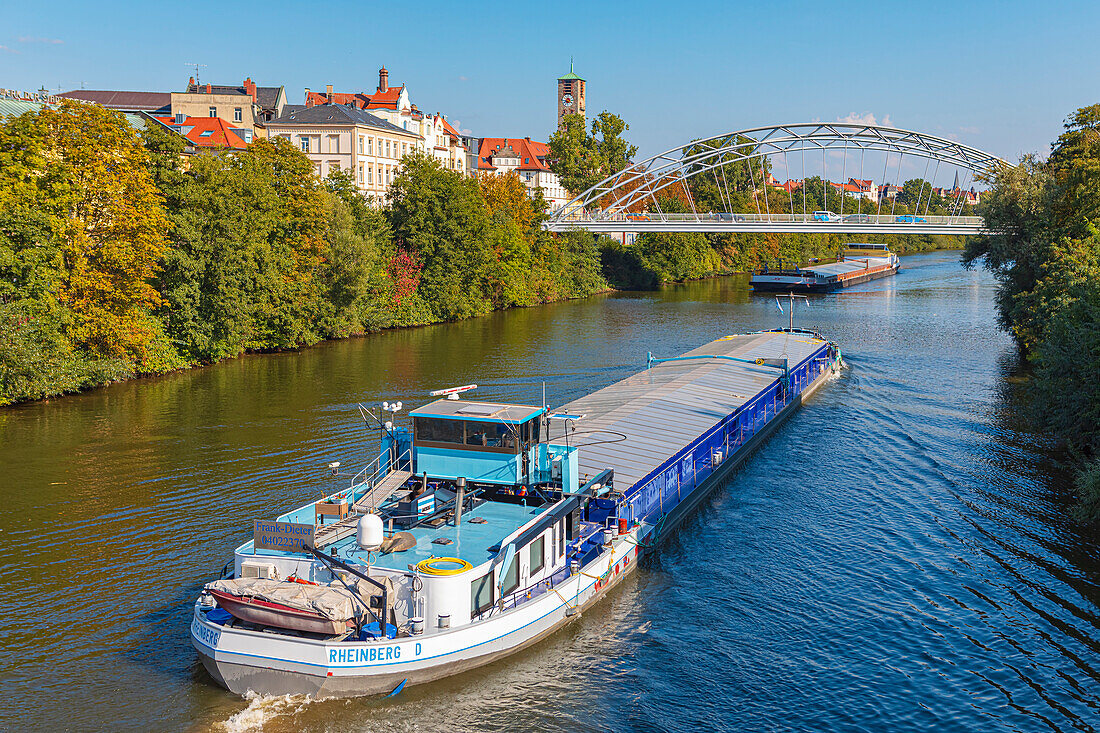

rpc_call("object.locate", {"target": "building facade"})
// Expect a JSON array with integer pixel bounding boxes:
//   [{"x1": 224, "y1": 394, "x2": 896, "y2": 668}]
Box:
[
  {"x1": 475, "y1": 137, "x2": 568, "y2": 209},
  {"x1": 266, "y1": 103, "x2": 422, "y2": 201},
  {"x1": 304, "y1": 68, "x2": 468, "y2": 175},
  {"x1": 184, "y1": 77, "x2": 288, "y2": 124},
  {"x1": 557, "y1": 62, "x2": 586, "y2": 129}
]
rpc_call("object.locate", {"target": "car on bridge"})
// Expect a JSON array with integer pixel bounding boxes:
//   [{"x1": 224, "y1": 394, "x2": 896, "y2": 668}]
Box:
[
  {"x1": 843, "y1": 214, "x2": 872, "y2": 223},
  {"x1": 895, "y1": 215, "x2": 928, "y2": 223},
  {"x1": 717, "y1": 213, "x2": 748, "y2": 222},
  {"x1": 812, "y1": 211, "x2": 840, "y2": 222}
]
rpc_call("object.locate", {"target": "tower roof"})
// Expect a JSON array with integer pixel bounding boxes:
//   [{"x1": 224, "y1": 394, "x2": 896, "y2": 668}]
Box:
[{"x1": 558, "y1": 60, "x2": 584, "y2": 81}]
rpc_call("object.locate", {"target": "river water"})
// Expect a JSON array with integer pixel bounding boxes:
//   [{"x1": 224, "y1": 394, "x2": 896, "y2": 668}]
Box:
[{"x1": 1, "y1": 251, "x2": 1098, "y2": 732}]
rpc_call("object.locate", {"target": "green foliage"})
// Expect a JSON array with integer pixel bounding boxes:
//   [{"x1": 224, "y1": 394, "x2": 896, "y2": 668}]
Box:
[
  {"x1": 635, "y1": 232, "x2": 722, "y2": 282},
  {"x1": 548, "y1": 111, "x2": 638, "y2": 196},
  {"x1": 388, "y1": 153, "x2": 494, "y2": 321},
  {"x1": 1, "y1": 108, "x2": 612, "y2": 407},
  {"x1": 1072, "y1": 458, "x2": 1100, "y2": 523},
  {"x1": 968, "y1": 103, "x2": 1100, "y2": 521},
  {"x1": 599, "y1": 239, "x2": 659, "y2": 290}
]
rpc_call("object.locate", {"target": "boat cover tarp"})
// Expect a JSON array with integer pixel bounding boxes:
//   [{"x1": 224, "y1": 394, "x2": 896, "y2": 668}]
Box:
[{"x1": 210, "y1": 578, "x2": 360, "y2": 622}]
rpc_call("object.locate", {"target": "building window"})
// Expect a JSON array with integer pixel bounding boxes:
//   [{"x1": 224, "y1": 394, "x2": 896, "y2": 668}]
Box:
[
  {"x1": 385, "y1": 140, "x2": 391, "y2": 158},
  {"x1": 358, "y1": 136, "x2": 363, "y2": 154},
  {"x1": 208, "y1": 106, "x2": 217, "y2": 117},
  {"x1": 368, "y1": 137, "x2": 373, "y2": 155},
  {"x1": 368, "y1": 166, "x2": 373, "y2": 185},
  {"x1": 174, "y1": 112, "x2": 185, "y2": 124},
  {"x1": 233, "y1": 107, "x2": 242, "y2": 123},
  {"x1": 358, "y1": 163, "x2": 364, "y2": 184},
  {"x1": 300, "y1": 136, "x2": 310, "y2": 153}
]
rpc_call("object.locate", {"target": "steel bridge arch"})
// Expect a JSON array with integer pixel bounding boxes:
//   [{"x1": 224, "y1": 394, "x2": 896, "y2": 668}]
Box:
[{"x1": 545, "y1": 122, "x2": 1007, "y2": 225}]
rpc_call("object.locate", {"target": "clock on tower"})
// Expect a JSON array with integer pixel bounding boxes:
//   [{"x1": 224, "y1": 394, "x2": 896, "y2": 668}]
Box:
[{"x1": 557, "y1": 61, "x2": 586, "y2": 130}]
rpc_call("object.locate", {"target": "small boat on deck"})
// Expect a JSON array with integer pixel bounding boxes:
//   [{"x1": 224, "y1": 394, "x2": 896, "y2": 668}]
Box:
[{"x1": 192, "y1": 326, "x2": 844, "y2": 698}]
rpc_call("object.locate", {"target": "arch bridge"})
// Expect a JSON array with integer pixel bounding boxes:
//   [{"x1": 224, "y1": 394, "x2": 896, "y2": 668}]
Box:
[{"x1": 544, "y1": 123, "x2": 1005, "y2": 235}]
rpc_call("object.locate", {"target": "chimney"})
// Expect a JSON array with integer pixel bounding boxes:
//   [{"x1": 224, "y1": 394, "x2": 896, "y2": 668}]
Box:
[
  {"x1": 206, "y1": 83, "x2": 211, "y2": 94},
  {"x1": 326, "y1": 84, "x2": 333, "y2": 102},
  {"x1": 188, "y1": 76, "x2": 196, "y2": 89},
  {"x1": 244, "y1": 77, "x2": 256, "y2": 102},
  {"x1": 378, "y1": 66, "x2": 388, "y2": 93}
]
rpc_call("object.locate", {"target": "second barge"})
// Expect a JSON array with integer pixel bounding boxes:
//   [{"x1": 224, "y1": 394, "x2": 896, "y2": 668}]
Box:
[
  {"x1": 191, "y1": 327, "x2": 843, "y2": 698},
  {"x1": 751, "y1": 243, "x2": 900, "y2": 293}
]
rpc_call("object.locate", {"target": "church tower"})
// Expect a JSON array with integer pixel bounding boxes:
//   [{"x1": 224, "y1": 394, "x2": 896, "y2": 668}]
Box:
[{"x1": 557, "y1": 61, "x2": 586, "y2": 130}]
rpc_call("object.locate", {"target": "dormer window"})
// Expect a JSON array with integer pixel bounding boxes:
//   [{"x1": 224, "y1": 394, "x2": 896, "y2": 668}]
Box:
[{"x1": 174, "y1": 112, "x2": 185, "y2": 124}]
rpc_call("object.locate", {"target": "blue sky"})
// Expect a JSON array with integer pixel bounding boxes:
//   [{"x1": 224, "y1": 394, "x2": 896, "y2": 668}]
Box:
[{"x1": 2, "y1": 0, "x2": 1094, "y2": 165}]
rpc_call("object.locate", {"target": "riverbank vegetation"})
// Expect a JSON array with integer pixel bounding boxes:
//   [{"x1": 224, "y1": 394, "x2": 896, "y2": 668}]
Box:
[
  {"x1": 965, "y1": 103, "x2": 1100, "y2": 522},
  {"x1": 0, "y1": 102, "x2": 610, "y2": 405}
]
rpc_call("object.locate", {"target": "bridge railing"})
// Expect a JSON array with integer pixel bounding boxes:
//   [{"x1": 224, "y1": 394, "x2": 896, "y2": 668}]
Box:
[{"x1": 551, "y1": 210, "x2": 984, "y2": 226}]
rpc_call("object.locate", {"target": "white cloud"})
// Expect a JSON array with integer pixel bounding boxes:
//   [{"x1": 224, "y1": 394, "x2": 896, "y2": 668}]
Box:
[
  {"x1": 0, "y1": 45, "x2": 18, "y2": 54},
  {"x1": 458, "y1": 75, "x2": 468, "y2": 82},
  {"x1": 838, "y1": 111, "x2": 893, "y2": 127},
  {"x1": 18, "y1": 36, "x2": 63, "y2": 44}
]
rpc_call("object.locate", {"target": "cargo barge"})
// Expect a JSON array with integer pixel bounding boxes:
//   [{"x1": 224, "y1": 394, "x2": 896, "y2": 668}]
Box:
[
  {"x1": 191, "y1": 327, "x2": 843, "y2": 698},
  {"x1": 751, "y1": 244, "x2": 899, "y2": 293}
]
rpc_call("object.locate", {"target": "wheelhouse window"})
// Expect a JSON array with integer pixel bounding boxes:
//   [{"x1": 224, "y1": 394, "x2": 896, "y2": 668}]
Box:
[
  {"x1": 471, "y1": 573, "x2": 494, "y2": 616},
  {"x1": 415, "y1": 418, "x2": 518, "y2": 451},
  {"x1": 529, "y1": 536, "x2": 545, "y2": 575},
  {"x1": 501, "y1": 555, "x2": 519, "y2": 596},
  {"x1": 416, "y1": 417, "x2": 464, "y2": 445}
]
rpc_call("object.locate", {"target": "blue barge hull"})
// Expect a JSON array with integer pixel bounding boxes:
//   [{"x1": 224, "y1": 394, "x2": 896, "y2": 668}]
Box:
[{"x1": 553, "y1": 328, "x2": 839, "y2": 541}]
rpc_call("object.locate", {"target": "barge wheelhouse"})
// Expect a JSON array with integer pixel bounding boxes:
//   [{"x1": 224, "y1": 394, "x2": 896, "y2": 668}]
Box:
[{"x1": 191, "y1": 328, "x2": 843, "y2": 698}]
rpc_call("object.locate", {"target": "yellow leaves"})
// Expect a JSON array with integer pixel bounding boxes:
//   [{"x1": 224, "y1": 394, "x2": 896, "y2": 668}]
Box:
[{"x1": 23, "y1": 100, "x2": 177, "y2": 369}]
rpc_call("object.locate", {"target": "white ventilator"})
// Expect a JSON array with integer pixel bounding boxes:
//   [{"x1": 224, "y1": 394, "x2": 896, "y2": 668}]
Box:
[{"x1": 356, "y1": 514, "x2": 384, "y2": 551}]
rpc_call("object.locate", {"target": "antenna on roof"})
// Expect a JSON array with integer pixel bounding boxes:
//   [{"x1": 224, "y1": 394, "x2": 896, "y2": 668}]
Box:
[
  {"x1": 429, "y1": 384, "x2": 477, "y2": 400},
  {"x1": 184, "y1": 62, "x2": 208, "y2": 86}
]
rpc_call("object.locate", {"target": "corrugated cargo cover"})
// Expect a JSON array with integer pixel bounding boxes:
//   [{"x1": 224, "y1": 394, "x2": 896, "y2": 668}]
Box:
[{"x1": 549, "y1": 331, "x2": 826, "y2": 493}]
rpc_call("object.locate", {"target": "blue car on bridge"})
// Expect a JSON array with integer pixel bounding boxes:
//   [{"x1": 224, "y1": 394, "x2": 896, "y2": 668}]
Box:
[{"x1": 895, "y1": 215, "x2": 928, "y2": 223}]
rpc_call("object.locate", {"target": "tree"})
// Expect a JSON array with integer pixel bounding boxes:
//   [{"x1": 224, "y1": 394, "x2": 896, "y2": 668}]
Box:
[
  {"x1": 548, "y1": 111, "x2": 638, "y2": 196},
  {"x1": 684, "y1": 136, "x2": 771, "y2": 212},
  {"x1": 963, "y1": 157, "x2": 1054, "y2": 343},
  {"x1": 156, "y1": 138, "x2": 329, "y2": 362},
  {"x1": 387, "y1": 153, "x2": 494, "y2": 320}
]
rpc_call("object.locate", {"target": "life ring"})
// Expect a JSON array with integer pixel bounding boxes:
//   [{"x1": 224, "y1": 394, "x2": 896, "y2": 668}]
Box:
[{"x1": 416, "y1": 557, "x2": 473, "y2": 576}]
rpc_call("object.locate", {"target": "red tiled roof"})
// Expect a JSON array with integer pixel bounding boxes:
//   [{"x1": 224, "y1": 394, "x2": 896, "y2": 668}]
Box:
[
  {"x1": 771, "y1": 180, "x2": 802, "y2": 193},
  {"x1": 440, "y1": 117, "x2": 460, "y2": 138},
  {"x1": 477, "y1": 137, "x2": 551, "y2": 171},
  {"x1": 305, "y1": 85, "x2": 405, "y2": 111},
  {"x1": 154, "y1": 115, "x2": 248, "y2": 149}
]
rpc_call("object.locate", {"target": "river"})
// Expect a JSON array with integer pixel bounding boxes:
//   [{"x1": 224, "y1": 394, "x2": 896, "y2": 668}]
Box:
[{"x1": 1, "y1": 251, "x2": 1097, "y2": 732}]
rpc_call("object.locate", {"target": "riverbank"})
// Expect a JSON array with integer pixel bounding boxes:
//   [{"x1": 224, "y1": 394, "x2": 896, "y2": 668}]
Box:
[{"x1": 2, "y1": 236, "x2": 962, "y2": 409}]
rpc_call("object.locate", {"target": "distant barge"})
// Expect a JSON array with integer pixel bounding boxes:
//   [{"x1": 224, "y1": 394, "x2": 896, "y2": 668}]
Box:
[
  {"x1": 191, "y1": 327, "x2": 843, "y2": 698},
  {"x1": 751, "y1": 244, "x2": 900, "y2": 293}
]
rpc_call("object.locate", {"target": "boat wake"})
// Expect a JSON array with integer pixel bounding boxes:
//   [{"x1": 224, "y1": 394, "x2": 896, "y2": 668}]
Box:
[{"x1": 217, "y1": 691, "x2": 314, "y2": 733}]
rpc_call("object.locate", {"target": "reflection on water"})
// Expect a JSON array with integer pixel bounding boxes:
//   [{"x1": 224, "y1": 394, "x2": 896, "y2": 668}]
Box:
[{"x1": 1, "y1": 253, "x2": 1097, "y2": 732}]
